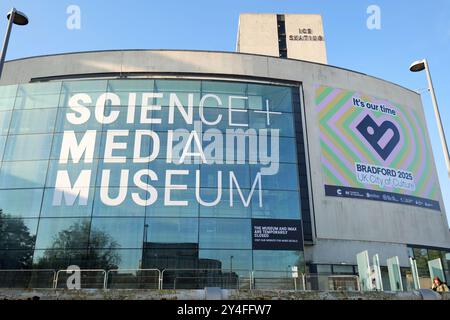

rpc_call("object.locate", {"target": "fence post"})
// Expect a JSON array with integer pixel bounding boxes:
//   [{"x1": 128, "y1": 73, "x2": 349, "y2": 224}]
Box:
[
  {"x1": 159, "y1": 270, "x2": 163, "y2": 290},
  {"x1": 104, "y1": 270, "x2": 109, "y2": 290},
  {"x1": 302, "y1": 273, "x2": 306, "y2": 291},
  {"x1": 356, "y1": 275, "x2": 361, "y2": 292},
  {"x1": 54, "y1": 270, "x2": 61, "y2": 289}
]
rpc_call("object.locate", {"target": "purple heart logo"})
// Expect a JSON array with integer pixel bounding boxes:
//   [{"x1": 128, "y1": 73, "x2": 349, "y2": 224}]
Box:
[{"x1": 356, "y1": 115, "x2": 400, "y2": 161}]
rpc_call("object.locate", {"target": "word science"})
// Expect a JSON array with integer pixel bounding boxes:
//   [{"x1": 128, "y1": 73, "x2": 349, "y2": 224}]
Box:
[{"x1": 52, "y1": 91, "x2": 286, "y2": 209}]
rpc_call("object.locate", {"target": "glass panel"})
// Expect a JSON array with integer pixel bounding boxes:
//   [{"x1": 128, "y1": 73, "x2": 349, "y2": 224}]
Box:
[
  {"x1": 0, "y1": 97, "x2": 16, "y2": 112},
  {"x1": 3, "y1": 134, "x2": 53, "y2": 161},
  {"x1": 55, "y1": 106, "x2": 103, "y2": 133},
  {"x1": 199, "y1": 188, "x2": 252, "y2": 218},
  {"x1": 0, "y1": 189, "x2": 43, "y2": 218},
  {"x1": 333, "y1": 265, "x2": 355, "y2": 275},
  {"x1": 144, "y1": 218, "x2": 198, "y2": 245},
  {"x1": 107, "y1": 79, "x2": 155, "y2": 92},
  {"x1": 202, "y1": 81, "x2": 247, "y2": 95},
  {"x1": 146, "y1": 187, "x2": 199, "y2": 218},
  {"x1": 40, "y1": 187, "x2": 94, "y2": 218},
  {"x1": 35, "y1": 218, "x2": 91, "y2": 249},
  {"x1": 32, "y1": 249, "x2": 88, "y2": 269},
  {"x1": 247, "y1": 83, "x2": 293, "y2": 113},
  {"x1": 92, "y1": 187, "x2": 146, "y2": 217},
  {"x1": 90, "y1": 217, "x2": 145, "y2": 249},
  {"x1": 202, "y1": 82, "x2": 248, "y2": 110},
  {"x1": 249, "y1": 111, "x2": 295, "y2": 137},
  {"x1": 46, "y1": 160, "x2": 98, "y2": 188},
  {"x1": 142, "y1": 247, "x2": 199, "y2": 270},
  {"x1": 199, "y1": 164, "x2": 250, "y2": 189},
  {"x1": 279, "y1": 137, "x2": 297, "y2": 163},
  {"x1": 428, "y1": 250, "x2": 442, "y2": 261},
  {"x1": 95, "y1": 162, "x2": 150, "y2": 187},
  {"x1": 14, "y1": 82, "x2": 61, "y2": 111},
  {"x1": 14, "y1": 94, "x2": 61, "y2": 109},
  {"x1": 155, "y1": 80, "x2": 202, "y2": 107},
  {"x1": 0, "y1": 111, "x2": 11, "y2": 135},
  {"x1": 150, "y1": 106, "x2": 202, "y2": 132},
  {"x1": 0, "y1": 135, "x2": 6, "y2": 160},
  {"x1": 317, "y1": 265, "x2": 333, "y2": 274},
  {"x1": 61, "y1": 80, "x2": 108, "y2": 93},
  {"x1": 252, "y1": 190, "x2": 301, "y2": 220},
  {"x1": 16, "y1": 82, "x2": 62, "y2": 96},
  {"x1": 147, "y1": 160, "x2": 198, "y2": 188},
  {"x1": 99, "y1": 130, "x2": 153, "y2": 160},
  {"x1": 253, "y1": 250, "x2": 304, "y2": 271},
  {"x1": 413, "y1": 248, "x2": 429, "y2": 277},
  {"x1": 0, "y1": 218, "x2": 38, "y2": 249},
  {"x1": 199, "y1": 249, "x2": 252, "y2": 272},
  {"x1": 199, "y1": 218, "x2": 251, "y2": 249},
  {"x1": 0, "y1": 250, "x2": 34, "y2": 269},
  {"x1": 100, "y1": 106, "x2": 155, "y2": 130},
  {"x1": 0, "y1": 85, "x2": 18, "y2": 98},
  {"x1": 50, "y1": 131, "x2": 102, "y2": 160},
  {"x1": 9, "y1": 108, "x2": 57, "y2": 134},
  {"x1": 0, "y1": 160, "x2": 49, "y2": 188},
  {"x1": 88, "y1": 249, "x2": 142, "y2": 269},
  {"x1": 59, "y1": 80, "x2": 108, "y2": 108},
  {"x1": 251, "y1": 163, "x2": 299, "y2": 191}
]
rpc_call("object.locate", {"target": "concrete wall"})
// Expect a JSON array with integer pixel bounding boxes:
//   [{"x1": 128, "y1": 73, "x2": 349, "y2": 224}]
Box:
[
  {"x1": 0, "y1": 288, "x2": 447, "y2": 300},
  {"x1": 304, "y1": 239, "x2": 410, "y2": 267},
  {"x1": 0, "y1": 50, "x2": 448, "y2": 262},
  {"x1": 285, "y1": 14, "x2": 327, "y2": 64},
  {"x1": 237, "y1": 14, "x2": 279, "y2": 57}
]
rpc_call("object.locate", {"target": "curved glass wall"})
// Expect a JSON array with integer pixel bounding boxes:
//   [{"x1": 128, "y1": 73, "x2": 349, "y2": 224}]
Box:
[{"x1": 0, "y1": 79, "x2": 304, "y2": 275}]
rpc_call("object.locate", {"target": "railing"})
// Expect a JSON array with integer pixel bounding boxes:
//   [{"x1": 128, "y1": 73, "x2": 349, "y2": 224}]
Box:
[
  {"x1": 0, "y1": 268, "x2": 361, "y2": 292},
  {"x1": 106, "y1": 269, "x2": 161, "y2": 290},
  {"x1": 161, "y1": 269, "x2": 248, "y2": 290},
  {"x1": 0, "y1": 269, "x2": 55, "y2": 289},
  {"x1": 250, "y1": 270, "x2": 305, "y2": 291},
  {"x1": 304, "y1": 274, "x2": 360, "y2": 291},
  {"x1": 54, "y1": 269, "x2": 107, "y2": 289}
]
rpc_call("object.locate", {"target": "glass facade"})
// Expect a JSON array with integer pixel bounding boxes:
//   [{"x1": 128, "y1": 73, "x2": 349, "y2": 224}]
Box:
[
  {"x1": 410, "y1": 246, "x2": 450, "y2": 287},
  {"x1": 0, "y1": 79, "x2": 305, "y2": 274}
]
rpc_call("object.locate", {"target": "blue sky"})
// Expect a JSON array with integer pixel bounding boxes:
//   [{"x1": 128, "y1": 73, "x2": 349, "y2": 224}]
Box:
[{"x1": 1, "y1": 0, "x2": 450, "y2": 224}]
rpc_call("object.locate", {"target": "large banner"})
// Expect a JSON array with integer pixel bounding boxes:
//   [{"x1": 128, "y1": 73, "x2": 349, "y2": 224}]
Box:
[
  {"x1": 316, "y1": 85, "x2": 440, "y2": 211},
  {"x1": 252, "y1": 219, "x2": 303, "y2": 250}
]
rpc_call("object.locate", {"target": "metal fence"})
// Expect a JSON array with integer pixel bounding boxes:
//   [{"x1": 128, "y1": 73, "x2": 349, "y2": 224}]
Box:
[
  {"x1": 106, "y1": 269, "x2": 161, "y2": 290},
  {"x1": 0, "y1": 268, "x2": 360, "y2": 292},
  {"x1": 0, "y1": 269, "x2": 55, "y2": 289},
  {"x1": 304, "y1": 274, "x2": 360, "y2": 291},
  {"x1": 161, "y1": 269, "x2": 248, "y2": 290},
  {"x1": 54, "y1": 269, "x2": 106, "y2": 289},
  {"x1": 251, "y1": 270, "x2": 305, "y2": 291}
]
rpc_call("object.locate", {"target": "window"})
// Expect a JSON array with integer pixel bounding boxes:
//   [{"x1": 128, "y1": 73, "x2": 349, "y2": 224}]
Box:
[
  {"x1": 35, "y1": 218, "x2": 91, "y2": 249},
  {"x1": 0, "y1": 189, "x2": 44, "y2": 218},
  {"x1": 253, "y1": 250, "x2": 304, "y2": 272},
  {"x1": 0, "y1": 160, "x2": 49, "y2": 188},
  {"x1": 90, "y1": 217, "x2": 145, "y2": 249},
  {"x1": 9, "y1": 109, "x2": 57, "y2": 134},
  {"x1": 145, "y1": 218, "x2": 198, "y2": 245},
  {"x1": 3, "y1": 134, "x2": 53, "y2": 161},
  {"x1": 199, "y1": 218, "x2": 251, "y2": 249}
]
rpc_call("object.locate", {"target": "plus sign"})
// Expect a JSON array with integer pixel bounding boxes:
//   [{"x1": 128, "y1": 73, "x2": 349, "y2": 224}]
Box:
[{"x1": 253, "y1": 100, "x2": 282, "y2": 126}]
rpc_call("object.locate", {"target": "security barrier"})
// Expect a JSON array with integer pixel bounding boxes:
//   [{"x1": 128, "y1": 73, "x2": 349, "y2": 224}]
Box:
[
  {"x1": 106, "y1": 269, "x2": 161, "y2": 290},
  {"x1": 250, "y1": 270, "x2": 304, "y2": 291},
  {"x1": 161, "y1": 269, "x2": 248, "y2": 290},
  {"x1": 0, "y1": 268, "x2": 361, "y2": 291},
  {"x1": 54, "y1": 269, "x2": 106, "y2": 289},
  {"x1": 304, "y1": 274, "x2": 360, "y2": 291},
  {"x1": 0, "y1": 269, "x2": 55, "y2": 289}
]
